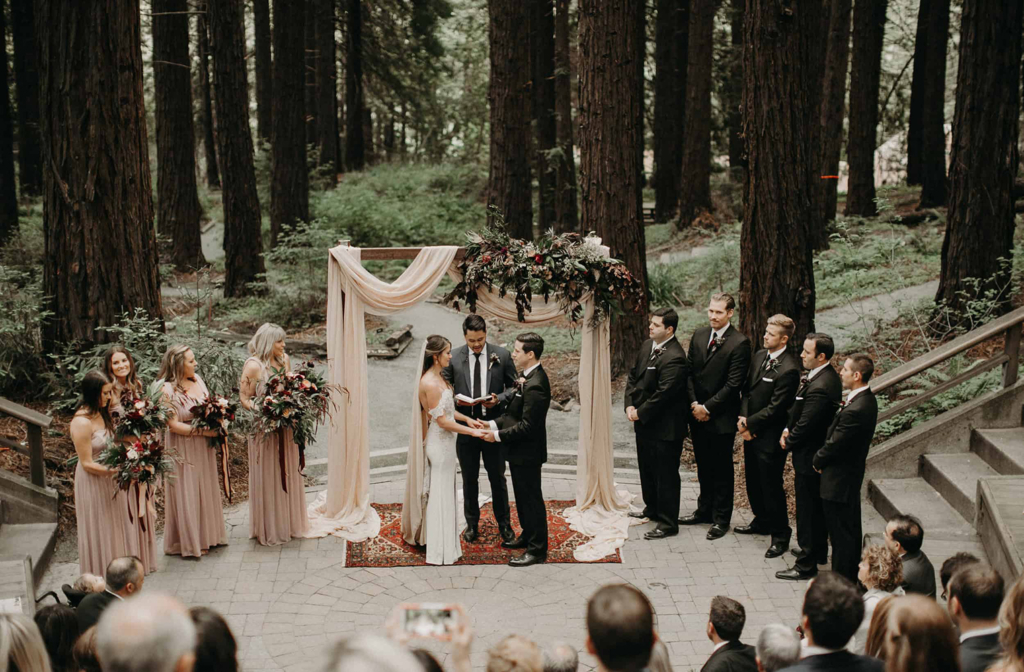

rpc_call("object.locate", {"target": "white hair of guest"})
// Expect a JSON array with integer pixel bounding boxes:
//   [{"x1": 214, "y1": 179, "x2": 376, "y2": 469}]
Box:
[
  {"x1": 0, "y1": 613, "x2": 53, "y2": 672},
  {"x1": 755, "y1": 623, "x2": 801, "y2": 672},
  {"x1": 247, "y1": 322, "x2": 287, "y2": 364},
  {"x1": 96, "y1": 593, "x2": 197, "y2": 672},
  {"x1": 543, "y1": 642, "x2": 579, "y2": 672},
  {"x1": 321, "y1": 634, "x2": 422, "y2": 672}
]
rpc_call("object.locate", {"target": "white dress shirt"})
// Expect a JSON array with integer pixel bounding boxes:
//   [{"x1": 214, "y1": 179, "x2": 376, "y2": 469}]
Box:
[
  {"x1": 491, "y1": 363, "x2": 541, "y2": 442},
  {"x1": 846, "y1": 384, "x2": 869, "y2": 405},
  {"x1": 808, "y1": 362, "x2": 830, "y2": 380},
  {"x1": 960, "y1": 625, "x2": 1001, "y2": 643}
]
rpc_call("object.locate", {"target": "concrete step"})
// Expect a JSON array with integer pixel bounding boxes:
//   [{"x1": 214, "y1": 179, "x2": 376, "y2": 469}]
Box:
[
  {"x1": 547, "y1": 448, "x2": 639, "y2": 470},
  {"x1": 0, "y1": 522, "x2": 58, "y2": 587},
  {"x1": 972, "y1": 428, "x2": 1024, "y2": 475},
  {"x1": 921, "y1": 453, "x2": 1000, "y2": 523},
  {"x1": 867, "y1": 477, "x2": 975, "y2": 538},
  {"x1": 312, "y1": 461, "x2": 641, "y2": 487}
]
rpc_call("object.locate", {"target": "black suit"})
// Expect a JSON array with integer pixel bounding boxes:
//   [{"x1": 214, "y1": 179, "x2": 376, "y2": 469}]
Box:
[
  {"x1": 687, "y1": 324, "x2": 752, "y2": 525},
  {"x1": 700, "y1": 640, "x2": 758, "y2": 672},
  {"x1": 778, "y1": 651, "x2": 884, "y2": 672},
  {"x1": 77, "y1": 590, "x2": 118, "y2": 632},
  {"x1": 785, "y1": 365, "x2": 842, "y2": 572},
  {"x1": 813, "y1": 388, "x2": 878, "y2": 583},
  {"x1": 625, "y1": 337, "x2": 690, "y2": 533},
  {"x1": 443, "y1": 343, "x2": 518, "y2": 532},
  {"x1": 900, "y1": 550, "x2": 937, "y2": 598},
  {"x1": 494, "y1": 364, "x2": 551, "y2": 555},
  {"x1": 740, "y1": 348, "x2": 800, "y2": 543},
  {"x1": 959, "y1": 632, "x2": 1003, "y2": 672}
]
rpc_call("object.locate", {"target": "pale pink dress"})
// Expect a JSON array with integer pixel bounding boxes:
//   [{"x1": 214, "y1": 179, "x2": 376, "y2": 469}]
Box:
[
  {"x1": 110, "y1": 382, "x2": 158, "y2": 573},
  {"x1": 246, "y1": 358, "x2": 309, "y2": 545},
  {"x1": 74, "y1": 428, "x2": 133, "y2": 576},
  {"x1": 163, "y1": 376, "x2": 228, "y2": 557}
]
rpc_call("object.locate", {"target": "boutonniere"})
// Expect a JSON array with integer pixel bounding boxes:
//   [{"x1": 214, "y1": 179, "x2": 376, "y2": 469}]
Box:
[
  {"x1": 839, "y1": 400, "x2": 847, "y2": 408},
  {"x1": 799, "y1": 374, "x2": 809, "y2": 387},
  {"x1": 488, "y1": 353, "x2": 500, "y2": 370},
  {"x1": 515, "y1": 376, "x2": 526, "y2": 390},
  {"x1": 650, "y1": 345, "x2": 666, "y2": 360},
  {"x1": 709, "y1": 335, "x2": 724, "y2": 352},
  {"x1": 765, "y1": 357, "x2": 780, "y2": 373}
]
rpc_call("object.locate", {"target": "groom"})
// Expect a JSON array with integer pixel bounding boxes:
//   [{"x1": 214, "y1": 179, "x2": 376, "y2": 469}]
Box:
[{"x1": 482, "y1": 332, "x2": 551, "y2": 567}]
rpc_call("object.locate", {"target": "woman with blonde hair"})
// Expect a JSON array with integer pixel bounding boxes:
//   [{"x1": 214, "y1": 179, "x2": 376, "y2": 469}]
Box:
[
  {"x1": 990, "y1": 573, "x2": 1024, "y2": 672},
  {"x1": 160, "y1": 344, "x2": 228, "y2": 559},
  {"x1": 884, "y1": 595, "x2": 960, "y2": 672},
  {"x1": 852, "y1": 545, "x2": 905, "y2": 654},
  {"x1": 240, "y1": 323, "x2": 309, "y2": 545},
  {"x1": 0, "y1": 613, "x2": 53, "y2": 672},
  {"x1": 102, "y1": 345, "x2": 143, "y2": 415}
]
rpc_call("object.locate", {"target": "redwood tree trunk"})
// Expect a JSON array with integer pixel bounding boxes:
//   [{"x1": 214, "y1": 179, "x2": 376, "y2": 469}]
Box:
[
  {"x1": 654, "y1": 0, "x2": 689, "y2": 221},
  {"x1": 197, "y1": 4, "x2": 221, "y2": 189},
  {"x1": 725, "y1": 0, "x2": 744, "y2": 181},
  {"x1": 917, "y1": 0, "x2": 949, "y2": 209},
  {"x1": 153, "y1": 0, "x2": 206, "y2": 271},
  {"x1": 345, "y1": 0, "x2": 366, "y2": 171},
  {"x1": 210, "y1": 0, "x2": 268, "y2": 298},
  {"x1": 487, "y1": 0, "x2": 534, "y2": 239},
  {"x1": 316, "y1": 0, "x2": 340, "y2": 181},
  {"x1": 271, "y1": 0, "x2": 310, "y2": 246},
  {"x1": 738, "y1": 0, "x2": 824, "y2": 344},
  {"x1": 305, "y1": 6, "x2": 318, "y2": 146},
  {"x1": 531, "y1": 0, "x2": 557, "y2": 234},
  {"x1": 553, "y1": 0, "x2": 578, "y2": 233},
  {"x1": 818, "y1": 0, "x2": 852, "y2": 232},
  {"x1": 579, "y1": 0, "x2": 649, "y2": 376},
  {"x1": 935, "y1": 0, "x2": 1022, "y2": 321},
  {"x1": 38, "y1": 0, "x2": 164, "y2": 348},
  {"x1": 844, "y1": 0, "x2": 887, "y2": 217},
  {"x1": 676, "y1": 0, "x2": 718, "y2": 228},
  {"x1": 906, "y1": 0, "x2": 928, "y2": 185},
  {"x1": 253, "y1": 0, "x2": 273, "y2": 144},
  {"x1": 10, "y1": 0, "x2": 42, "y2": 198},
  {"x1": 0, "y1": 5, "x2": 17, "y2": 244}
]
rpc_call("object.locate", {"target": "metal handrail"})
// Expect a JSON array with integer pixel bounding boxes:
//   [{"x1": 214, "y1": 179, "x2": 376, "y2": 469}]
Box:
[{"x1": 0, "y1": 398, "x2": 52, "y2": 488}]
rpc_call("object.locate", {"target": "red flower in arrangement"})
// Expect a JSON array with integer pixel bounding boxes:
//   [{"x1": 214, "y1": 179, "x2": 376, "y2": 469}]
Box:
[
  {"x1": 533, "y1": 253, "x2": 544, "y2": 264},
  {"x1": 481, "y1": 255, "x2": 492, "y2": 264}
]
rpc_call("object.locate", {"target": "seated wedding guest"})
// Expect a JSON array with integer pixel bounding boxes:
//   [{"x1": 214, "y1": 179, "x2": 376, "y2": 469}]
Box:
[
  {"x1": 786, "y1": 573, "x2": 883, "y2": 672},
  {"x1": 989, "y1": 573, "x2": 1024, "y2": 672},
  {"x1": 863, "y1": 595, "x2": 897, "y2": 660},
  {"x1": 647, "y1": 640, "x2": 673, "y2": 672},
  {"x1": 754, "y1": 624, "x2": 800, "y2": 672},
  {"x1": 96, "y1": 593, "x2": 196, "y2": 672},
  {"x1": 71, "y1": 574, "x2": 105, "y2": 594},
  {"x1": 851, "y1": 545, "x2": 904, "y2": 654},
  {"x1": 103, "y1": 344, "x2": 143, "y2": 414},
  {"x1": 885, "y1": 595, "x2": 960, "y2": 672},
  {"x1": 412, "y1": 649, "x2": 444, "y2": 672},
  {"x1": 321, "y1": 634, "x2": 424, "y2": 672},
  {"x1": 34, "y1": 604, "x2": 79, "y2": 672},
  {"x1": 947, "y1": 563, "x2": 1005, "y2": 672},
  {"x1": 189, "y1": 606, "x2": 237, "y2": 672},
  {"x1": 0, "y1": 613, "x2": 53, "y2": 672},
  {"x1": 487, "y1": 635, "x2": 544, "y2": 672},
  {"x1": 701, "y1": 596, "x2": 757, "y2": 672},
  {"x1": 941, "y1": 552, "x2": 980, "y2": 601},
  {"x1": 884, "y1": 514, "x2": 936, "y2": 598},
  {"x1": 543, "y1": 642, "x2": 579, "y2": 672},
  {"x1": 586, "y1": 584, "x2": 655, "y2": 672},
  {"x1": 72, "y1": 626, "x2": 101, "y2": 672},
  {"x1": 77, "y1": 556, "x2": 144, "y2": 633}
]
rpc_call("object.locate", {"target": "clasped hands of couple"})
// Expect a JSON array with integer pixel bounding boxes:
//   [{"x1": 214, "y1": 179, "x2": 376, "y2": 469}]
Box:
[{"x1": 459, "y1": 394, "x2": 499, "y2": 443}]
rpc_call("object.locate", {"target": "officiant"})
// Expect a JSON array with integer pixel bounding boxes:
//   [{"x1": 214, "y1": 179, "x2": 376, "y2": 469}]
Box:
[{"x1": 442, "y1": 315, "x2": 519, "y2": 544}]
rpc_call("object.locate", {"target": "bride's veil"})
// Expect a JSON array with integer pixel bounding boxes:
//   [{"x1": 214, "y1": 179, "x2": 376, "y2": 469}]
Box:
[{"x1": 400, "y1": 340, "x2": 429, "y2": 546}]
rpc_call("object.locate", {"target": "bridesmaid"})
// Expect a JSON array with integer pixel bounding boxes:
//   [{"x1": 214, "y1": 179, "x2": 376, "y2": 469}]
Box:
[
  {"x1": 71, "y1": 371, "x2": 132, "y2": 576},
  {"x1": 240, "y1": 323, "x2": 309, "y2": 545},
  {"x1": 102, "y1": 345, "x2": 142, "y2": 415},
  {"x1": 160, "y1": 344, "x2": 228, "y2": 558}
]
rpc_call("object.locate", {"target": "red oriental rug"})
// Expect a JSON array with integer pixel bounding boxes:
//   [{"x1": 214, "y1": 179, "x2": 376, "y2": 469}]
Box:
[{"x1": 344, "y1": 500, "x2": 621, "y2": 567}]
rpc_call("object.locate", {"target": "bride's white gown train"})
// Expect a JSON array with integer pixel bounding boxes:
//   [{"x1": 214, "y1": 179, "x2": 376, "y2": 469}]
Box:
[{"x1": 424, "y1": 388, "x2": 463, "y2": 565}]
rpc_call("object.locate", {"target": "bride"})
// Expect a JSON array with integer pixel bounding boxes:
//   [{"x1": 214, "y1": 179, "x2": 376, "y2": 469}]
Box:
[{"x1": 411, "y1": 335, "x2": 490, "y2": 565}]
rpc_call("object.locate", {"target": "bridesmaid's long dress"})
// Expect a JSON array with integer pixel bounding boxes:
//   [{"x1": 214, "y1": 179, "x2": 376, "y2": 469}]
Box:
[
  {"x1": 75, "y1": 428, "x2": 133, "y2": 576},
  {"x1": 110, "y1": 393, "x2": 159, "y2": 573}
]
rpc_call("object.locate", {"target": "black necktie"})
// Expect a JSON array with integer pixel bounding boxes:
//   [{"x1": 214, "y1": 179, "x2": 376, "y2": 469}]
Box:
[{"x1": 473, "y1": 353, "x2": 482, "y2": 418}]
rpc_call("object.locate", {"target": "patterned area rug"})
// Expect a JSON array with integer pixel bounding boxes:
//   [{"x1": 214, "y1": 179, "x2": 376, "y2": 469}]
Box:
[{"x1": 345, "y1": 501, "x2": 622, "y2": 567}]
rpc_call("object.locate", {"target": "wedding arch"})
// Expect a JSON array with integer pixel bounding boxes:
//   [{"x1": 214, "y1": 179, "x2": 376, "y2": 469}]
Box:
[{"x1": 302, "y1": 233, "x2": 641, "y2": 560}]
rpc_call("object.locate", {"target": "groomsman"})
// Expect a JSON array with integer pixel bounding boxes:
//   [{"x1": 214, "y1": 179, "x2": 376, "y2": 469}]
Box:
[
  {"x1": 625, "y1": 308, "x2": 690, "y2": 539},
  {"x1": 735, "y1": 315, "x2": 800, "y2": 558},
  {"x1": 776, "y1": 333, "x2": 841, "y2": 581},
  {"x1": 681, "y1": 293, "x2": 751, "y2": 540},
  {"x1": 812, "y1": 354, "x2": 878, "y2": 583}
]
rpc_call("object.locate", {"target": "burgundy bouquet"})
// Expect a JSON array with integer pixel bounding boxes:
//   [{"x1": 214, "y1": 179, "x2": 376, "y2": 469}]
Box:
[
  {"x1": 97, "y1": 434, "x2": 173, "y2": 532},
  {"x1": 112, "y1": 380, "x2": 172, "y2": 441},
  {"x1": 190, "y1": 394, "x2": 238, "y2": 501}
]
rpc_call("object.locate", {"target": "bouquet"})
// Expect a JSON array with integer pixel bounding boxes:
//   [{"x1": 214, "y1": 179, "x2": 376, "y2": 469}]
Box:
[
  {"x1": 190, "y1": 394, "x2": 238, "y2": 502},
  {"x1": 96, "y1": 433, "x2": 174, "y2": 532},
  {"x1": 112, "y1": 379, "x2": 172, "y2": 441}
]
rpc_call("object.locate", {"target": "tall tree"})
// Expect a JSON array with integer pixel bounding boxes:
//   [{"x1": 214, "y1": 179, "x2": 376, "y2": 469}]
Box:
[
  {"x1": 196, "y1": 4, "x2": 221, "y2": 189},
  {"x1": 487, "y1": 0, "x2": 533, "y2": 239},
  {"x1": 818, "y1": 0, "x2": 852, "y2": 233},
  {"x1": 935, "y1": 0, "x2": 1023, "y2": 321},
  {"x1": 579, "y1": 0, "x2": 648, "y2": 375},
  {"x1": 725, "y1": 0, "x2": 743, "y2": 181},
  {"x1": 271, "y1": 0, "x2": 310, "y2": 246},
  {"x1": 37, "y1": 0, "x2": 163, "y2": 347},
  {"x1": 906, "y1": 0, "x2": 928, "y2": 185},
  {"x1": 10, "y1": 0, "x2": 42, "y2": 198},
  {"x1": 531, "y1": 0, "x2": 557, "y2": 233},
  {"x1": 305, "y1": 5, "x2": 318, "y2": 146},
  {"x1": 738, "y1": 0, "x2": 825, "y2": 343},
  {"x1": 0, "y1": 2, "x2": 16, "y2": 244},
  {"x1": 316, "y1": 0, "x2": 340, "y2": 181},
  {"x1": 152, "y1": 0, "x2": 206, "y2": 271},
  {"x1": 844, "y1": 0, "x2": 887, "y2": 217},
  {"x1": 676, "y1": 0, "x2": 719, "y2": 228},
  {"x1": 916, "y1": 0, "x2": 949, "y2": 208},
  {"x1": 553, "y1": 0, "x2": 578, "y2": 233},
  {"x1": 345, "y1": 0, "x2": 366, "y2": 171},
  {"x1": 210, "y1": 0, "x2": 267, "y2": 297},
  {"x1": 253, "y1": 0, "x2": 273, "y2": 144},
  {"x1": 653, "y1": 0, "x2": 689, "y2": 221}
]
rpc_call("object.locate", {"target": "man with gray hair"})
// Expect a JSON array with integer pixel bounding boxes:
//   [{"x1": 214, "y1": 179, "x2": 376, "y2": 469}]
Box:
[
  {"x1": 755, "y1": 624, "x2": 801, "y2": 672},
  {"x1": 77, "y1": 555, "x2": 144, "y2": 632},
  {"x1": 96, "y1": 593, "x2": 197, "y2": 672},
  {"x1": 543, "y1": 642, "x2": 579, "y2": 672}
]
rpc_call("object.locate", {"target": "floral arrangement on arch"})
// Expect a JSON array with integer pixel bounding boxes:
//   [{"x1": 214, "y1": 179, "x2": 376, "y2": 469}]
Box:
[{"x1": 443, "y1": 217, "x2": 646, "y2": 326}]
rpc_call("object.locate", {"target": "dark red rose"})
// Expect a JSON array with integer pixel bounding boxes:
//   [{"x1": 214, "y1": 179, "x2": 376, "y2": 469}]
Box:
[
  {"x1": 481, "y1": 255, "x2": 492, "y2": 264},
  {"x1": 534, "y1": 254, "x2": 543, "y2": 264}
]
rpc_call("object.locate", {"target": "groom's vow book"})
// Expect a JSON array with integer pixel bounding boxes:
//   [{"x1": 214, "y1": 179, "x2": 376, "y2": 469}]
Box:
[{"x1": 455, "y1": 393, "x2": 489, "y2": 405}]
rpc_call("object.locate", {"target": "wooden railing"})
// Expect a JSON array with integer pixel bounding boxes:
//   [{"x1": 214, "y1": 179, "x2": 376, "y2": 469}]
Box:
[
  {"x1": 870, "y1": 305, "x2": 1024, "y2": 424},
  {"x1": 0, "y1": 398, "x2": 52, "y2": 489}
]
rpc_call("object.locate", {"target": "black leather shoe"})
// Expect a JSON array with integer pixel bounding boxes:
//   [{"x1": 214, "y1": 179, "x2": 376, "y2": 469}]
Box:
[
  {"x1": 509, "y1": 552, "x2": 546, "y2": 567},
  {"x1": 498, "y1": 525, "x2": 516, "y2": 544},
  {"x1": 776, "y1": 567, "x2": 817, "y2": 581},
  {"x1": 817, "y1": 556, "x2": 829, "y2": 566},
  {"x1": 790, "y1": 547, "x2": 807, "y2": 559},
  {"x1": 628, "y1": 511, "x2": 649, "y2": 519},
  {"x1": 462, "y1": 528, "x2": 479, "y2": 544},
  {"x1": 678, "y1": 514, "x2": 711, "y2": 526},
  {"x1": 644, "y1": 529, "x2": 677, "y2": 540},
  {"x1": 734, "y1": 524, "x2": 768, "y2": 535},
  {"x1": 765, "y1": 543, "x2": 788, "y2": 559},
  {"x1": 502, "y1": 536, "x2": 528, "y2": 550},
  {"x1": 706, "y1": 524, "x2": 729, "y2": 540}
]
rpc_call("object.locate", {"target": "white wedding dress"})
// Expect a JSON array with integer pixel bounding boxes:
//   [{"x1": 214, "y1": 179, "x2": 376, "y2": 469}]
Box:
[{"x1": 424, "y1": 388, "x2": 462, "y2": 565}]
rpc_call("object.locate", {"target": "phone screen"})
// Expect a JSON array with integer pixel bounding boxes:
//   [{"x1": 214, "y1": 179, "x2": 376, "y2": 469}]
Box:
[{"x1": 402, "y1": 603, "x2": 456, "y2": 639}]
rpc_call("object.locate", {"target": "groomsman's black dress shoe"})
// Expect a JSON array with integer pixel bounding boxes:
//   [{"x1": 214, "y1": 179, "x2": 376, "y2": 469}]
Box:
[
  {"x1": 462, "y1": 528, "x2": 479, "y2": 544},
  {"x1": 644, "y1": 529, "x2": 676, "y2": 540},
  {"x1": 706, "y1": 524, "x2": 729, "y2": 540},
  {"x1": 498, "y1": 525, "x2": 516, "y2": 544},
  {"x1": 734, "y1": 524, "x2": 768, "y2": 535},
  {"x1": 678, "y1": 513, "x2": 711, "y2": 526},
  {"x1": 765, "y1": 542, "x2": 788, "y2": 559},
  {"x1": 509, "y1": 552, "x2": 545, "y2": 567},
  {"x1": 790, "y1": 547, "x2": 807, "y2": 559},
  {"x1": 502, "y1": 536, "x2": 528, "y2": 550},
  {"x1": 776, "y1": 567, "x2": 817, "y2": 581},
  {"x1": 628, "y1": 511, "x2": 649, "y2": 520}
]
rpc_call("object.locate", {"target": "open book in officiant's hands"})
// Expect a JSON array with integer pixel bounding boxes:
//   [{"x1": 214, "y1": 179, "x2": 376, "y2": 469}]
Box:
[{"x1": 455, "y1": 393, "x2": 492, "y2": 406}]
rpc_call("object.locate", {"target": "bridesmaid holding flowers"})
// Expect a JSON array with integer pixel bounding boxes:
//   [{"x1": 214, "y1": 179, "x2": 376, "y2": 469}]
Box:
[{"x1": 102, "y1": 345, "x2": 143, "y2": 415}]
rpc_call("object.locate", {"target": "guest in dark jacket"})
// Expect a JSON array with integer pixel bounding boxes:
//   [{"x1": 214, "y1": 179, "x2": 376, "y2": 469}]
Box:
[
  {"x1": 884, "y1": 514, "x2": 937, "y2": 598},
  {"x1": 76, "y1": 556, "x2": 144, "y2": 633},
  {"x1": 947, "y1": 563, "x2": 1005, "y2": 672},
  {"x1": 701, "y1": 596, "x2": 758, "y2": 672}
]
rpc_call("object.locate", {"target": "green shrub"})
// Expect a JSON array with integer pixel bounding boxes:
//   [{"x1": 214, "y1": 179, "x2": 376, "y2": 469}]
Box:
[{"x1": 0, "y1": 265, "x2": 52, "y2": 399}]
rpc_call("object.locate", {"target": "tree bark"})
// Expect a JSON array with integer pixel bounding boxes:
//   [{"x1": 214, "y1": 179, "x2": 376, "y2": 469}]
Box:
[
  {"x1": 676, "y1": 0, "x2": 719, "y2": 229},
  {"x1": 654, "y1": 0, "x2": 689, "y2": 221},
  {"x1": 725, "y1": 0, "x2": 744, "y2": 181},
  {"x1": 531, "y1": 0, "x2": 557, "y2": 234},
  {"x1": 917, "y1": 0, "x2": 949, "y2": 208},
  {"x1": 906, "y1": 0, "x2": 928, "y2": 185},
  {"x1": 345, "y1": 0, "x2": 366, "y2": 171},
  {"x1": 305, "y1": 4, "x2": 318, "y2": 147},
  {"x1": 553, "y1": 0, "x2": 578, "y2": 234},
  {"x1": 0, "y1": 4, "x2": 17, "y2": 244},
  {"x1": 935, "y1": 0, "x2": 1023, "y2": 321},
  {"x1": 196, "y1": 4, "x2": 221, "y2": 189},
  {"x1": 844, "y1": 0, "x2": 887, "y2": 217},
  {"x1": 579, "y1": 0, "x2": 649, "y2": 376},
  {"x1": 152, "y1": 0, "x2": 206, "y2": 272},
  {"x1": 818, "y1": 0, "x2": 852, "y2": 233},
  {"x1": 363, "y1": 107, "x2": 375, "y2": 163},
  {"x1": 487, "y1": 0, "x2": 533, "y2": 239},
  {"x1": 316, "y1": 0, "x2": 340, "y2": 181},
  {"x1": 37, "y1": 0, "x2": 164, "y2": 348},
  {"x1": 10, "y1": 0, "x2": 42, "y2": 198},
  {"x1": 270, "y1": 0, "x2": 310, "y2": 246},
  {"x1": 636, "y1": 0, "x2": 646, "y2": 202},
  {"x1": 253, "y1": 0, "x2": 273, "y2": 144},
  {"x1": 738, "y1": 0, "x2": 824, "y2": 344},
  {"x1": 210, "y1": 0, "x2": 267, "y2": 298}
]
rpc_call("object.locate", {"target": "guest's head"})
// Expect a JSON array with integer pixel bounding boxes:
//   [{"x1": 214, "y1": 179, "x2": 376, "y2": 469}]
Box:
[
  {"x1": 34, "y1": 604, "x2": 79, "y2": 672},
  {"x1": 707, "y1": 293, "x2": 735, "y2": 330},
  {"x1": 864, "y1": 595, "x2": 898, "y2": 659},
  {"x1": 586, "y1": 584, "x2": 655, "y2": 672},
  {"x1": 103, "y1": 345, "x2": 141, "y2": 394},
  {"x1": 486, "y1": 635, "x2": 544, "y2": 672},
  {"x1": 764, "y1": 314, "x2": 795, "y2": 352},
  {"x1": 188, "y1": 607, "x2": 237, "y2": 672},
  {"x1": 948, "y1": 563, "x2": 1005, "y2": 631},
  {"x1": 105, "y1": 556, "x2": 144, "y2": 598},
  {"x1": 543, "y1": 642, "x2": 579, "y2": 672},
  {"x1": 72, "y1": 574, "x2": 105, "y2": 594},
  {"x1": 321, "y1": 634, "x2": 422, "y2": 672},
  {"x1": 77, "y1": 370, "x2": 114, "y2": 429},
  {"x1": 645, "y1": 640, "x2": 671, "y2": 672},
  {"x1": 422, "y1": 335, "x2": 453, "y2": 374},
  {"x1": 940, "y1": 552, "x2": 980, "y2": 599},
  {"x1": 885, "y1": 595, "x2": 960, "y2": 672},
  {"x1": 884, "y1": 515, "x2": 924, "y2": 556},
  {"x1": 513, "y1": 333, "x2": 544, "y2": 369},
  {"x1": 248, "y1": 323, "x2": 287, "y2": 364},
  {"x1": 95, "y1": 593, "x2": 196, "y2": 672},
  {"x1": 463, "y1": 314, "x2": 488, "y2": 353},
  {"x1": 412, "y1": 649, "x2": 444, "y2": 672},
  {"x1": 158, "y1": 344, "x2": 196, "y2": 387},
  {"x1": 801, "y1": 333, "x2": 835, "y2": 370},
  {"x1": 0, "y1": 613, "x2": 52, "y2": 672},
  {"x1": 707, "y1": 596, "x2": 746, "y2": 644},
  {"x1": 800, "y1": 572, "x2": 864, "y2": 650},
  {"x1": 999, "y1": 573, "x2": 1024, "y2": 669},
  {"x1": 754, "y1": 624, "x2": 800, "y2": 672},
  {"x1": 72, "y1": 626, "x2": 101, "y2": 672},
  {"x1": 841, "y1": 354, "x2": 874, "y2": 390},
  {"x1": 858, "y1": 545, "x2": 904, "y2": 593},
  {"x1": 649, "y1": 308, "x2": 679, "y2": 342}
]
